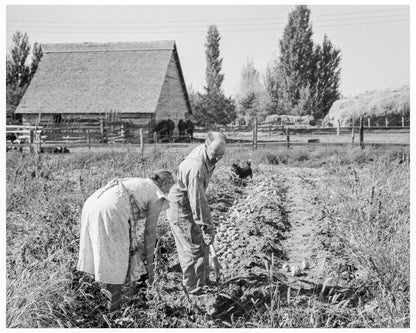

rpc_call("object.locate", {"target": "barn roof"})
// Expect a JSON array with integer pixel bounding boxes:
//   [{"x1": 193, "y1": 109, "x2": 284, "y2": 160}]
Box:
[{"x1": 16, "y1": 40, "x2": 192, "y2": 115}]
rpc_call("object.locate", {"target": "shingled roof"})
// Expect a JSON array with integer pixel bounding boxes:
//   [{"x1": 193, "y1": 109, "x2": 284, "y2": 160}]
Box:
[{"x1": 15, "y1": 40, "x2": 191, "y2": 115}]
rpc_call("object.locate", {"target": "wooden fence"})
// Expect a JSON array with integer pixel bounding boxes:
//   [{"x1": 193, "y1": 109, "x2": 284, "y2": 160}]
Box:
[
  {"x1": 7, "y1": 116, "x2": 409, "y2": 154},
  {"x1": 6, "y1": 124, "x2": 194, "y2": 154}
]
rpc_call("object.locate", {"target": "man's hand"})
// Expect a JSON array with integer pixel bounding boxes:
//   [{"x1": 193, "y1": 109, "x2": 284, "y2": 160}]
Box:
[{"x1": 202, "y1": 226, "x2": 216, "y2": 245}]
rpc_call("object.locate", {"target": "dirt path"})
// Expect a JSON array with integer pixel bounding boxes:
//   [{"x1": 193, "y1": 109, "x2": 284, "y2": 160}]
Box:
[{"x1": 277, "y1": 166, "x2": 336, "y2": 289}]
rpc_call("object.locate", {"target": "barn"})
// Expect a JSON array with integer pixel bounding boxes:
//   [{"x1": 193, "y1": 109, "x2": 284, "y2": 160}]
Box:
[{"x1": 14, "y1": 40, "x2": 193, "y2": 142}]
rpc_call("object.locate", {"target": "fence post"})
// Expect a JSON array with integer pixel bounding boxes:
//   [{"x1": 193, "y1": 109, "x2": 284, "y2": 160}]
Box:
[
  {"x1": 29, "y1": 129, "x2": 34, "y2": 154},
  {"x1": 402, "y1": 116, "x2": 405, "y2": 127},
  {"x1": 359, "y1": 115, "x2": 364, "y2": 149},
  {"x1": 368, "y1": 118, "x2": 371, "y2": 127},
  {"x1": 100, "y1": 119, "x2": 107, "y2": 143},
  {"x1": 286, "y1": 126, "x2": 290, "y2": 148},
  {"x1": 86, "y1": 129, "x2": 91, "y2": 149},
  {"x1": 385, "y1": 116, "x2": 388, "y2": 128},
  {"x1": 351, "y1": 122, "x2": 355, "y2": 145},
  {"x1": 252, "y1": 117, "x2": 258, "y2": 150},
  {"x1": 336, "y1": 120, "x2": 340, "y2": 135},
  {"x1": 140, "y1": 128, "x2": 144, "y2": 155},
  {"x1": 153, "y1": 131, "x2": 158, "y2": 149},
  {"x1": 120, "y1": 124, "x2": 126, "y2": 143},
  {"x1": 36, "y1": 129, "x2": 42, "y2": 154}
]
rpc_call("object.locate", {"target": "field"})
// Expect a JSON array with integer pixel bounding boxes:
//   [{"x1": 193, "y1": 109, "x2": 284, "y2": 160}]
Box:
[
  {"x1": 6, "y1": 143, "x2": 410, "y2": 328},
  {"x1": 197, "y1": 128, "x2": 410, "y2": 145}
]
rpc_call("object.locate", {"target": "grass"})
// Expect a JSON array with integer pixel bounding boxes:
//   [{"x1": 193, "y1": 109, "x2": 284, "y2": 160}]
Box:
[
  {"x1": 319, "y1": 159, "x2": 410, "y2": 327},
  {"x1": 6, "y1": 144, "x2": 410, "y2": 328}
]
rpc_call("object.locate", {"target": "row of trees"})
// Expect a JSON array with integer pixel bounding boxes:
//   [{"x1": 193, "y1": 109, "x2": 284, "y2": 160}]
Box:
[
  {"x1": 191, "y1": 5, "x2": 342, "y2": 126},
  {"x1": 6, "y1": 6, "x2": 341, "y2": 127}
]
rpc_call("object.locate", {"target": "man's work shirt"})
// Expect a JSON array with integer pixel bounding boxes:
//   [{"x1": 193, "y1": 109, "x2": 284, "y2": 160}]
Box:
[{"x1": 172, "y1": 144, "x2": 215, "y2": 229}]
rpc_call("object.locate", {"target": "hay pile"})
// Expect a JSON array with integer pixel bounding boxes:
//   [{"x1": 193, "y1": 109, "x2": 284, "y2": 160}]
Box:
[
  {"x1": 323, "y1": 85, "x2": 410, "y2": 126},
  {"x1": 263, "y1": 114, "x2": 313, "y2": 125}
]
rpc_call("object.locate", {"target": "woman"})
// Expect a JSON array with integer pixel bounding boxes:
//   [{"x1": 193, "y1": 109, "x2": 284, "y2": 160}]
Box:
[{"x1": 77, "y1": 170, "x2": 174, "y2": 311}]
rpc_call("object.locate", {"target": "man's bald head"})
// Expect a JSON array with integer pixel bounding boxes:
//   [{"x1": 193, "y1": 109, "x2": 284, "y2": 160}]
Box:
[
  {"x1": 205, "y1": 131, "x2": 227, "y2": 164},
  {"x1": 206, "y1": 131, "x2": 227, "y2": 145}
]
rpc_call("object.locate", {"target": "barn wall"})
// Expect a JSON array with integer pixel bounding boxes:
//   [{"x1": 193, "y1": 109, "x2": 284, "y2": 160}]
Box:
[
  {"x1": 20, "y1": 112, "x2": 155, "y2": 142},
  {"x1": 21, "y1": 114, "x2": 53, "y2": 126},
  {"x1": 155, "y1": 53, "x2": 190, "y2": 133}
]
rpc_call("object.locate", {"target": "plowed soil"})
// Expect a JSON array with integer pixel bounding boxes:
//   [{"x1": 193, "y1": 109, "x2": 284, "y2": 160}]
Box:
[{"x1": 70, "y1": 164, "x2": 366, "y2": 327}]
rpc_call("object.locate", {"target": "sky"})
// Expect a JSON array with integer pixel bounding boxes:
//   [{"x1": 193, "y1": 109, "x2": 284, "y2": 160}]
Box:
[{"x1": 4, "y1": 1, "x2": 411, "y2": 99}]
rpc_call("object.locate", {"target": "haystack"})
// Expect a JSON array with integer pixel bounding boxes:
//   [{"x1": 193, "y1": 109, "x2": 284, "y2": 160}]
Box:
[{"x1": 323, "y1": 86, "x2": 410, "y2": 126}]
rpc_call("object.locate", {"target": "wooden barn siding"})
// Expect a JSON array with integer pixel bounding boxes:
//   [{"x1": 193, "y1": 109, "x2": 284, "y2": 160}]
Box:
[
  {"x1": 21, "y1": 112, "x2": 155, "y2": 142},
  {"x1": 154, "y1": 54, "x2": 189, "y2": 134}
]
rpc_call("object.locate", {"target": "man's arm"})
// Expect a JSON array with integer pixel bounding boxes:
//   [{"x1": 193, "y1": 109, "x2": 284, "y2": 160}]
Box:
[
  {"x1": 188, "y1": 171, "x2": 212, "y2": 228},
  {"x1": 187, "y1": 169, "x2": 216, "y2": 244}
]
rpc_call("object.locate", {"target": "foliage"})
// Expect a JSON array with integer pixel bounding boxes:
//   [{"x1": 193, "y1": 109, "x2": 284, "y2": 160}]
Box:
[
  {"x1": 30, "y1": 42, "x2": 44, "y2": 80},
  {"x1": 193, "y1": 90, "x2": 237, "y2": 126},
  {"x1": 204, "y1": 24, "x2": 224, "y2": 94},
  {"x1": 238, "y1": 92, "x2": 259, "y2": 118},
  {"x1": 263, "y1": 61, "x2": 285, "y2": 115},
  {"x1": 237, "y1": 58, "x2": 269, "y2": 121},
  {"x1": 278, "y1": 5, "x2": 315, "y2": 113},
  {"x1": 193, "y1": 24, "x2": 237, "y2": 126},
  {"x1": 6, "y1": 31, "x2": 31, "y2": 88},
  {"x1": 320, "y1": 159, "x2": 410, "y2": 327},
  {"x1": 273, "y1": 6, "x2": 341, "y2": 119},
  {"x1": 6, "y1": 31, "x2": 43, "y2": 121},
  {"x1": 311, "y1": 36, "x2": 342, "y2": 119}
]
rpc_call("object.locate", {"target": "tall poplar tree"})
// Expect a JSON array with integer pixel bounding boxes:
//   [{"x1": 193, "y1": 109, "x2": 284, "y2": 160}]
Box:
[
  {"x1": 193, "y1": 24, "x2": 236, "y2": 126},
  {"x1": 277, "y1": 5, "x2": 342, "y2": 118},
  {"x1": 278, "y1": 5, "x2": 315, "y2": 113},
  {"x1": 312, "y1": 35, "x2": 341, "y2": 119},
  {"x1": 205, "y1": 24, "x2": 224, "y2": 93}
]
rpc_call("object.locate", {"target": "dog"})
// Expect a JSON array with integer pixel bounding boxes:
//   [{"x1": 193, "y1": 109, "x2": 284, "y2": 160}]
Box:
[{"x1": 231, "y1": 160, "x2": 253, "y2": 180}]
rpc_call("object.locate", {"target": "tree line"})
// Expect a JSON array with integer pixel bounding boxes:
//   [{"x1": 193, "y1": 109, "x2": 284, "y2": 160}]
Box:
[
  {"x1": 190, "y1": 5, "x2": 342, "y2": 126},
  {"x1": 6, "y1": 5, "x2": 341, "y2": 127}
]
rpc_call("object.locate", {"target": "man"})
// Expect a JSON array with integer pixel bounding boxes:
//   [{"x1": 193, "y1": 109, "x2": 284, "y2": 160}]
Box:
[{"x1": 167, "y1": 131, "x2": 227, "y2": 294}]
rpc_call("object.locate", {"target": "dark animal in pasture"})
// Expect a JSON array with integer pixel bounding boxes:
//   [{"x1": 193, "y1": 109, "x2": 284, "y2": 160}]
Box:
[
  {"x1": 155, "y1": 119, "x2": 175, "y2": 142},
  {"x1": 6, "y1": 132, "x2": 17, "y2": 143},
  {"x1": 186, "y1": 120, "x2": 194, "y2": 140},
  {"x1": 52, "y1": 146, "x2": 70, "y2": 154},
  {"x1": 178, "y1": 119, "x2": 187, "y2": 137},
  {"x1": 177, "y1": 119, "x2": 194, "y2": 141},
  {"x1": 231, "y1": 161, "x2": 253, "y2": 180}
]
